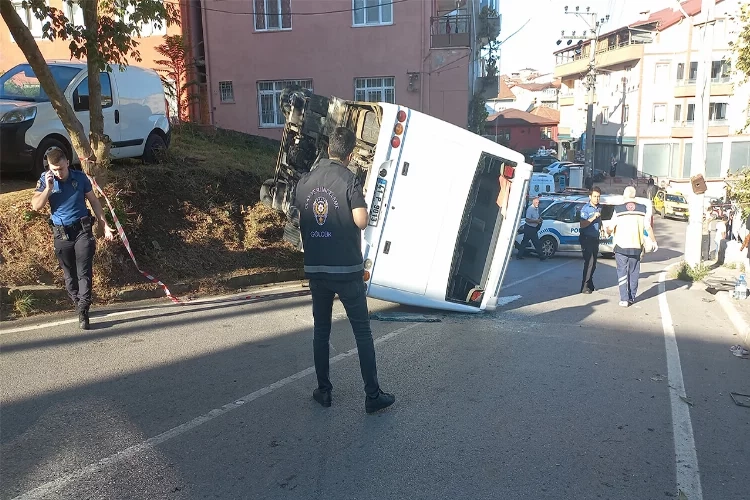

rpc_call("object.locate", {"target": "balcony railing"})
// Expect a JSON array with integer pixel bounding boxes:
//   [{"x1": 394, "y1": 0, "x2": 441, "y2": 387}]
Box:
[
  {"x1": 431, "y1": 14, "x2": 471, "y2": 48},
  {"x1": 676, "y1": 76, "x2": 731, "y2": 86}
]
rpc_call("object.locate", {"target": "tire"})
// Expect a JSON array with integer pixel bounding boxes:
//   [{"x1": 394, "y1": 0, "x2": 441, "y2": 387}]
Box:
[
  {"x1": 660, "y1": 209, "x2": 666, "y2": 219},
  {"x1": 600, "y1": 252, "x2": 615, "y2": 259},
  {"x1": 142, "y1": 132, "x2": 167, "y2": 164},
  {"x1": 260, "y1": 178, "x2": 275, "y2": 207},
  {"x1": 539, "y1": 236, "x2": 558, "y2": 258},
  {"x1": 33, "y1": 137, "x2": 70, "y2": 177}
]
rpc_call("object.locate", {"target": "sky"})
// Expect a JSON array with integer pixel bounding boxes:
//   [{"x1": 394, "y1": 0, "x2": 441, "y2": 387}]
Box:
[{"x1": 498, "y1": 0, "x2": 675, "y2": 75}]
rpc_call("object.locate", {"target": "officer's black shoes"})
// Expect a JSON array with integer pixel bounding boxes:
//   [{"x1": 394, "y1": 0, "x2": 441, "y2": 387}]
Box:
[
  {"x1": 313, "y1": 388, "x2": 332, "y2": 407},
  {"x1": 78, "y1": 309, "x2": 90, "y2": 330},
  {"x1": 365, "y1": 390, "x2": 395, "y2": 414}
]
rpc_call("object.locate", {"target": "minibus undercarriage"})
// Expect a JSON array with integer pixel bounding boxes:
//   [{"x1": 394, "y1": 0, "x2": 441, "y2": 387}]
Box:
[{"x1": 260, "y1": 86, "x2": 382, "y2": 249}]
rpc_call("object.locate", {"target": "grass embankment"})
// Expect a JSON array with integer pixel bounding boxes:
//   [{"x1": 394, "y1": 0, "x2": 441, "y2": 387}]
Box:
[{"x1": 0, "y1": 124, "x2": 303, "y2": 318}]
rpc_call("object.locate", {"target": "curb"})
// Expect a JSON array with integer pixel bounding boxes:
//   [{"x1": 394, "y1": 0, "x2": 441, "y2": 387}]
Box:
[
  {"x1": 1, "y1": 268, "x2": 306, "y2": 320},
  {"x1": 716, "y1": 291, "x2": 750, "y2": 347}
]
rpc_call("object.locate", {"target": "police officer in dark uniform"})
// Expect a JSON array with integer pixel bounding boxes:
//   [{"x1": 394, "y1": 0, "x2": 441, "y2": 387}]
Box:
[
  {"x1": 31, "y1": 147, "x2": 115, "y2": 330},
  {"x1": 292, "y1": 127, "x2": 395, "y2": 414}
]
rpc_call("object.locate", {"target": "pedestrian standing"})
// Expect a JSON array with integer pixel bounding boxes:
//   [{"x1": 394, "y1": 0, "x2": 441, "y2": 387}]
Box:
[
  {"x1": 607, "y1": 186, "x2": 657, "y2": 307},
  {"x1": 30, "y1": 148, "x2": 116, "y2": 329},
  {"x1": 291, "y1": 126, "x2": 395, "y2": 414},
  {"x1": 579, "y1": 186, "x2": 602, "y2": 294},
  {"x1": 517, "y1": 195, "x2": 547, "y2": 261}
]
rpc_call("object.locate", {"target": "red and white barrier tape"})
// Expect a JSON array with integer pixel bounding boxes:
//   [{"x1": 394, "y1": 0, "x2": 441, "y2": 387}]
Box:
[{"x1": 90, "y1": 176, "x2": 182, "y2": 304}]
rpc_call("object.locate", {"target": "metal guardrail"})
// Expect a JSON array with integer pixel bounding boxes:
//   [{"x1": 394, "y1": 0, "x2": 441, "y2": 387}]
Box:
[{"x1": 430, "y1": 14, "x2": 471, "y2": 48}]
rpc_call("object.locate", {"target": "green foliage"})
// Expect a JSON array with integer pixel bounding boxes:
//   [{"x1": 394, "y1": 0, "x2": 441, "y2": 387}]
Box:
[
  {"x1": 13, "y1": 293, "x2": 36, "y2": 317},
  {"x1": 154, "y1": 34, "x2": 201, "y2": 123},
  {"x1": 22, "y1": 0, "x2": 180, "y2": 71},
  {"x1": 468, "y1": 92, "x2": 488, "y2": 135},
  {"x1": 671, "y1": 261, "x2": 711, "y2": 282},
  {"x1": 730, "y1": 4, "x2": 750, "y2": 132},
  {"x1": 725, "y1": 167, "x2": 750, "y2": 219}
]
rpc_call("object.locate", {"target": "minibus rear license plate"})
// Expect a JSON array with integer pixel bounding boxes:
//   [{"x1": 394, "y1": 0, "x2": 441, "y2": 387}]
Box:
[{"x1": 369, "y1": 178, "x2": 387, "y2": 227}]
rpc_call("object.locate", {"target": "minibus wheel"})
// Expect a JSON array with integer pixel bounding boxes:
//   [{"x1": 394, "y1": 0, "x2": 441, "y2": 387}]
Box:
[
  {"x1": 540, "y1": 236, "x2": 557, "y2": 258},
  {"x1": 260, "y1": 178, "x2": 275, "y2": 207}
]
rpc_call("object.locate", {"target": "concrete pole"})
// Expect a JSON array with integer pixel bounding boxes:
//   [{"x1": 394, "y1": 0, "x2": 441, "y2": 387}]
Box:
[
  {"x1": 684, "y1": 0, "x2": 715, "y2": 267},
  {"x1": 584, "y1": 32, "x2": 597, "y2": 186}
]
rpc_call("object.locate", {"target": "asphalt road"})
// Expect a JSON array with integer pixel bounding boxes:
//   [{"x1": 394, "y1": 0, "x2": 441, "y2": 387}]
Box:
[{"x1": 2, "y1": 217, "x2": 748, "y2": 500}]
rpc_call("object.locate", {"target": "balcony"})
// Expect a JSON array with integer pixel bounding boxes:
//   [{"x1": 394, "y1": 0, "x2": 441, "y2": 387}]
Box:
[
  {"x1": 431, "y1": 14, "x2": 471, "y2": 48},
  {"x1": 475, "y1": 75, "x2": 499, "y2": 99},
  {"x1": 477, "y1": 11, "x2": 501, "y2": 46},
  {"x1": 671, "y1": 120, "x2": 730, "y2": 138},
  {"x1": 555, "y1": 40, "x2": 645, "y2": 79},
  {"x1": 559, "y1": 92, "x2": 575, "y2": 106},
  {"x1": 673, "y1": 77, "x2": 734, "y2": 98}
]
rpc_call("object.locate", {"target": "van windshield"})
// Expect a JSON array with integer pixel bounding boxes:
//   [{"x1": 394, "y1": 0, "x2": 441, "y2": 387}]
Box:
[{"x1": 0, "y1": 64, "x2": 81, "y2": 102}]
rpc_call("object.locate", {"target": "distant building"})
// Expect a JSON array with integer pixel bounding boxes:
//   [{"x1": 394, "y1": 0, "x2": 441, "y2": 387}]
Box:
[{"x1": 484, "y1": 108, "x2": 559, "y2": 155}]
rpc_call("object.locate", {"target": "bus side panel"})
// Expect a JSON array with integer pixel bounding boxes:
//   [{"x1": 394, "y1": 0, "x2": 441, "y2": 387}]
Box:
[{"x1": 368, "y1": 137, "x2": 468, "y2": 296}]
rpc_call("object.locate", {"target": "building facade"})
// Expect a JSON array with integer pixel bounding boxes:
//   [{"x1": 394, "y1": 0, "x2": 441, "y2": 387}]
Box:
[
  {"x1": 554, "y1": 0, "x2": 749, "y2": 194},
  {"x1": 484, "y1": 108, "x2": 558, "y2": 155},
  {"x1": 200, "y1": 0, "x2": 500, "y2": 139}
]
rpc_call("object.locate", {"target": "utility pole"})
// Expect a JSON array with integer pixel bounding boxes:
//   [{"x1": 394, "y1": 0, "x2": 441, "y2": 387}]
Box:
[
  {"x1": 558, "y1": 6, "x2": 609, "y2": 188},
  {"x1": 619, "y1": 76, "x2": 627, "y2": 174},
  {"x1": 684, "y1": 0, "x2": 716, "y2": 267}
]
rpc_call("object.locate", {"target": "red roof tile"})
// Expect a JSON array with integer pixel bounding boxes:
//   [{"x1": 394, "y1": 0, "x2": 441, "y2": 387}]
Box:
[
  {"x1": 530, "y1": 107, "x2": 561, "y2": 122},
  {"x1": 485, "y1": 108, "x2": 558, "y2": 127}
]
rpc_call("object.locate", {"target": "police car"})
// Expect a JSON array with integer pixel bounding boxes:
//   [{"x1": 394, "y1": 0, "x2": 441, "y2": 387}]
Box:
[{"x1": 515, "y1": 194, "x2": 654, "y2": 258}]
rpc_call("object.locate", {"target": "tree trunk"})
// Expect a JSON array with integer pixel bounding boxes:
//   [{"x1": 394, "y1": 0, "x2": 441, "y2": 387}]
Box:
[
  {"x1": 0, "y1": 0, "x2": 95, "y2": 167},
  {"x1": 81, "y1": 0, "x2": 109, "y2": 176}
]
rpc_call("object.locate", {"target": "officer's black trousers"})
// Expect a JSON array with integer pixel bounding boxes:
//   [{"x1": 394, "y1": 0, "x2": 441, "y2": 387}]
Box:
[
  {"x1": 309, "y1": 278, "x2": 381, "y2": 398},
  {"x1": 579, "y1": 235, "x2": 599, "y2": 292},
  {"x1": 54, "y1": 229, "x2": 96, "y2": 312}
]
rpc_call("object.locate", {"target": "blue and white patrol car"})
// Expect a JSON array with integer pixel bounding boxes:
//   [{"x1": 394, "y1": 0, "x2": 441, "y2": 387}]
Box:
[{"x1": 515, "y1": 194, "x2": 654, "y2": 258}]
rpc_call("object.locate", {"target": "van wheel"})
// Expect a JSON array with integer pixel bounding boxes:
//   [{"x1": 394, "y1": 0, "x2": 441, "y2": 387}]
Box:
[
  {"x1": 143, "y1": 133, "x2": 167, "y2": 164},
  {"x1": 34, "y1": 138, "x2": 70, "y2": 177},
  {"x1": 260, "y1": 179, "x2": 275, "y2": 207},
  {"x1": 540, "y1": 236, "x2": 557, "y2": 258}
]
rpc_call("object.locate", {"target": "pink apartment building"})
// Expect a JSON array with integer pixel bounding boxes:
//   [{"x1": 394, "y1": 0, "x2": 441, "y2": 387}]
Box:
[{"x1": 199, "y1": 0, "x2": 500, "y2": 139}]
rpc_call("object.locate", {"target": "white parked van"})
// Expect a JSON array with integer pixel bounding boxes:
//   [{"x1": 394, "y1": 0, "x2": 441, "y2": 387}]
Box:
[{"x1": 0, "y1": 61, "x2": 171, "y2": 175}]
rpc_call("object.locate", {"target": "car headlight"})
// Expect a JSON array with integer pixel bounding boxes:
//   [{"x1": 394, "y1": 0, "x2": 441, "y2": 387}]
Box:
[{"x1": 0, "y1": 106, "x2": 37, "y2": 124}]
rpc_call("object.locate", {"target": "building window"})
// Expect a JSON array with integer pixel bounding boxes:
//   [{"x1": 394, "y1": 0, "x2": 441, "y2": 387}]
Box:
[
  {"x1": 688, "y1": 62, "x2": 698, "y2": 82},
  {"x1": 219, "y1": 81, "x2": 234, "y2": 103},
  {"x1": 709, "y1": 102, "x2": 728, "y2": 122},
  {"x1": 652, "y1": 104, "x2": 667, "y2": 124},
  {"x1": 541, "y1": 127, "x2": 552, "y2": 139},
  {"x1": 12, "y1": 0, "x2": 45, "y2": 38},
  {"x1": 729, "y1": 141, "x2": 750, "y2": 174},
  {"x1": 254, "y1": 0, "x2": 292, "y2": 31},
  {"x1": 355, "y1": 77, "x2": 395, "y2": 103},
  {"x1": 257, "y1": 79, "x2": 313, "y2": 127},
  {"x1": 624, "y1": 105, "x2": 629, "y2": 124},
  {"x1": 687, "y1": 103, "x2": 695, "y2": 122},
  {"x1": 66, "y1": 0, "x2": 84, "y2": 25},
  {"x1": 711, "y1": 60, "x2": 731, "y2": 82},
  {"x1": 116, "y1": 1, "x2": 167, "y2": 37},
  {"x1": 676, "y1": 63, "x2": 684, "y2": 81},
  {"x1": 601, "y1": 107, "x2": 609, "y2": 124},
  {"x1": 655, "y1": 62, "x2": 669, "y2": 83},
  {"x1": 673, "y1": 104, "x2": 682, "y2": 124},
  {"x1": 353, "y1": 0, "x2": 393, "y2": 26}
]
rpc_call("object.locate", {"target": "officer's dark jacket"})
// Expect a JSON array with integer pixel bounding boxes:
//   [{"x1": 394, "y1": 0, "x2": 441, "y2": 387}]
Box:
[{"x1": 292, "y1": 158, "x2": 368, "y2": 281}]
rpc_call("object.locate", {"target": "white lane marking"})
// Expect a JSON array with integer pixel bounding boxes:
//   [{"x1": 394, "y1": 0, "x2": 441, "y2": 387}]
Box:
[
  {"x1": 0, "y1": 283, "x2": 305, "y2": 336},
  {"x1": 503, "y1": 260, "x2": 572, "y2": 289},
  {"x1": 658, "y1": 270, "x2": 703, "y2": 500},
  {"x1": 716, "y1": 291, "x2": 750, "y2": 346},
  {"x1": 12, "y1": 322, "x2": 420, "y2": 500},
  {"x1": 495, "y1": 295, "x2": 522, "y2": 306}
]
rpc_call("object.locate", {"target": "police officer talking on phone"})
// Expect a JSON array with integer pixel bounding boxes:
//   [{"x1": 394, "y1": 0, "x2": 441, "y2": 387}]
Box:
[
  {"x1": 30, "y1": 147, "x2": 116, "y2": 330},
  {"x1": 291, "y1": 126, "x2": 395, "y2": 414}
]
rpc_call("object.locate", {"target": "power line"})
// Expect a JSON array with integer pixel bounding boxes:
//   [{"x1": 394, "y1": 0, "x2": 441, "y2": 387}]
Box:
[{"x1": 163, "y1": 0, "x2": 410, "y2": 17}]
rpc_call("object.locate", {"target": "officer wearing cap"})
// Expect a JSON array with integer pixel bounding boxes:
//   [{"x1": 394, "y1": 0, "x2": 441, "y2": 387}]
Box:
[
  {"x1": 30, "y1": 147, "x2": 115, "y2": 329},
  {"x1": 291, "y1": 126, "x2": 395, "y2": 414}
]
